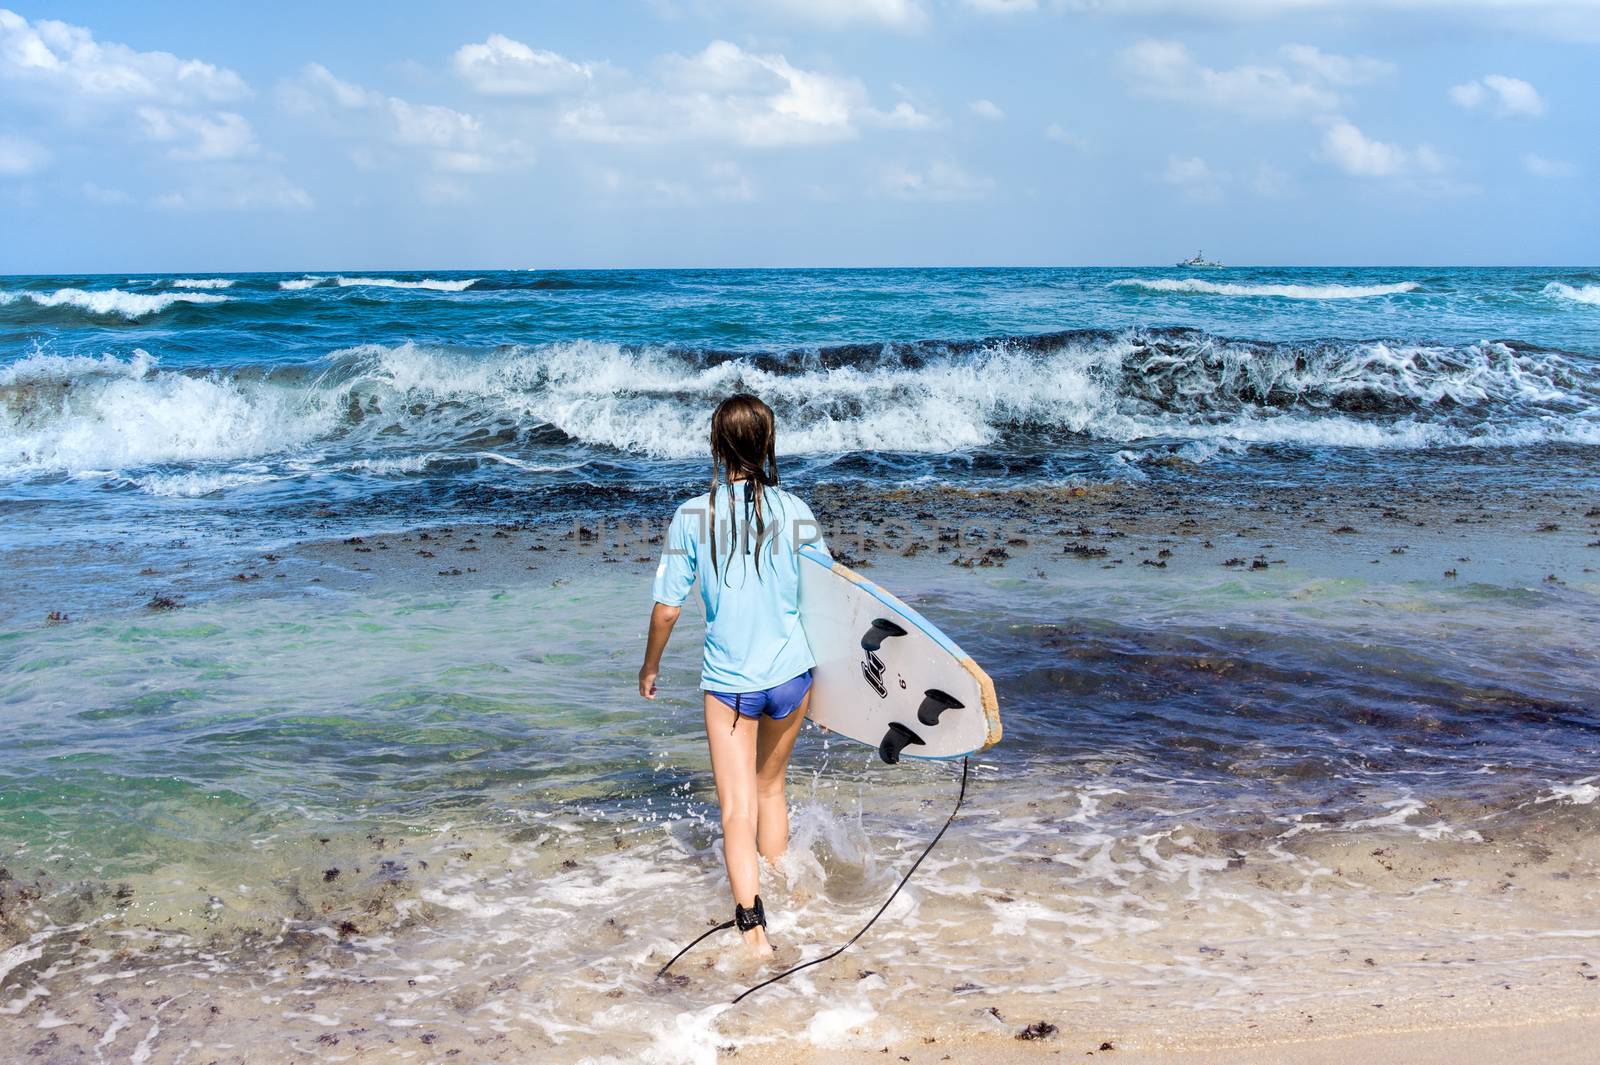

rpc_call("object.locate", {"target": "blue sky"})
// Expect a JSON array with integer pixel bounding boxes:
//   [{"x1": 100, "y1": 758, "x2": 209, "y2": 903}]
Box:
[{"x1": 0, "y1": 1, "x2": 1594, "y2": 270}]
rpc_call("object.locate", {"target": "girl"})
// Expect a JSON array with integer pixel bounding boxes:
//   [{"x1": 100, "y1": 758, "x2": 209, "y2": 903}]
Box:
[{"x1": 638, "y1": 394, "x2": 828, "y2": 959}]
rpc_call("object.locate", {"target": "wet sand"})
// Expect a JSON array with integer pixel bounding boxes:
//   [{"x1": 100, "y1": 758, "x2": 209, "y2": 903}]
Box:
[
  {"x1": 743, "y1": 1011, "x2": 1600, "y2": 1065},
  {"x1": 265, "y1": 474, "x2": 1599, "y2": 601}
]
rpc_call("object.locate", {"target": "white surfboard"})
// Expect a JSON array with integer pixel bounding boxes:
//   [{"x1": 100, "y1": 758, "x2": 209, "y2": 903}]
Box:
[{"x1": 797, "y1": 544, "x2": 1001, "y2": 762}]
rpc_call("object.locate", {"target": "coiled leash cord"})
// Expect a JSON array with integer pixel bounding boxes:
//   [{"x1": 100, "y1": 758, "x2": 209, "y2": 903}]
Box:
[{"x1": 656, "y1": 756, "x2": 970, "y2": 1004}]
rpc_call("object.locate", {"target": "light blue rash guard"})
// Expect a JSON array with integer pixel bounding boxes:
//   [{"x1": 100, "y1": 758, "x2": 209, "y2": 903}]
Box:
[{"x1": 652, "y1": 483, "x2": 829, "y2": 693}]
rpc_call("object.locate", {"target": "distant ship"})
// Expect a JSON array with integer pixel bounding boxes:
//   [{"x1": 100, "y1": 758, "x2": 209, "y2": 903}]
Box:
[{"x1": 1176, "y1": 250, "x2": 1224, "y2": 268}]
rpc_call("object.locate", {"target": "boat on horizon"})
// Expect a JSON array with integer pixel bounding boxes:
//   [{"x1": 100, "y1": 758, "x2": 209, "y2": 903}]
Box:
[{"x1": 1177, "y1": 250, "x2": 1225, "y2": 268}]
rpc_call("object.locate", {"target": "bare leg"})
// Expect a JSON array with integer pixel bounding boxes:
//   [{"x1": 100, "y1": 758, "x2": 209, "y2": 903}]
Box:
[
  {"x1": 755, "y1": 690, "x2": 809, "y2": 863},
  {"x1": 703, "y1": 694, "x2": 772, "y2": 958}
]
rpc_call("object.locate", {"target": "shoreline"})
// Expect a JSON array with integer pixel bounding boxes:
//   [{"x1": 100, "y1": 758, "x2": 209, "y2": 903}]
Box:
[{"x1": 13, "y1": 471, "x2": 1587, "y2": 625}]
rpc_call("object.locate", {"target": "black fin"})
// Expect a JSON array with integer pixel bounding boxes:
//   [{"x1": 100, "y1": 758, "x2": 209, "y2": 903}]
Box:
[
  {"x1": 878, "y1": 722, "x2": 926, "y2": 765},
  {"x1": 861, "y1": 618, "x2": 908, "y2": 653},
  {"x1": 916, "y1": 689, "x2": 964, "y2": 727}
]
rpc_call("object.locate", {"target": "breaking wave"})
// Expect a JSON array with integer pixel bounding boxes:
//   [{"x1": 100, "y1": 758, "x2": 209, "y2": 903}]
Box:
[
  {"x1": 1, "y1": 330, "x2": 1594, "y2": 476},
  {"x1": 0, "y1": 287, "x2": 231, "y2": 319},
  {"x1": 274, "y1": 276, "x2": 479, "y2": 292},
  {"x1": 1545, "y1": 282, "x2": 1600, "y2": 307},
  {"x1": 1112, "y1": 278, "x2": 1421, "y2": 299},
  {"x1": 334, "y1": 276, "x2": 479, "y2": 292},
  {"x1": 170, "y1": 278, "x2": 234, "y2": 289}
]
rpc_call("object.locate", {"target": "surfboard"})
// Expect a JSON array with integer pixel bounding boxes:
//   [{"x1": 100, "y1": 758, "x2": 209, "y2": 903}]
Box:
[{"x1": 797, "y1": 544, "x2": 1001, "y2": 762}]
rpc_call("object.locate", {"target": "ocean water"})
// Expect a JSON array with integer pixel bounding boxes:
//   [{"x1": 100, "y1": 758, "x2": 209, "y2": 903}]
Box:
[
  {"x1": 2, "y1": 268, "x2": 1597, "y2": 564},
  {"x1": 2, "y1": 268, "x2": 1599, "y2": 1059}
]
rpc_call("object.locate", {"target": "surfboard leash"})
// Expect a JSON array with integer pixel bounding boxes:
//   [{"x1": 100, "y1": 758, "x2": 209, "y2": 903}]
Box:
[
  {"x1": 654, "y1": 917, "x2": 737, "y2": 980},
  {"x1": 654, "y1": 756, "x2": 971, "y2": 1001}
]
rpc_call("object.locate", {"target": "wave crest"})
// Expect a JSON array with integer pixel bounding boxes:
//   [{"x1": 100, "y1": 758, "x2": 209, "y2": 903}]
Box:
[
  {"x1": 1112, "y1": 278, "x2": 1420, "y2": 299},
  {"x1": 1544, "y1": 282, "x2": 1600, "y2": 307},
  {"x1": 170, "y1": 278, "x2": 234, "y2": 290},
  {"x1": 334, "y1": 276, "x2": 479, "y2": 292},
  {"x1": 2, "y1": 331, "x2": 1593, "y2": 476},
  {"x1": 0, "y1": 288, "x2": 231, "y2": 319}
]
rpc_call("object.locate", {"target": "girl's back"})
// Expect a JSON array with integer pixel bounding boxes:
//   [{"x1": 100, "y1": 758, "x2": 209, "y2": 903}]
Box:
[{"x1": 653, "y1": 483, "x2": 827, "y2": 693}]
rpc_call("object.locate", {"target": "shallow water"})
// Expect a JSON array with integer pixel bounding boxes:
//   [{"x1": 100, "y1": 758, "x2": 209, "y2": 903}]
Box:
[{"x1": 3, "y1": 551, "x2": 1596, "y2": 1060}]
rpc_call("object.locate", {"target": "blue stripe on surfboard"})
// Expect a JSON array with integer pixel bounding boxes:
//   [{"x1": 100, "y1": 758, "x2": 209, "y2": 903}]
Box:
[{"x1": 799, "y1": 543, "x2": 967, "y2": 659}]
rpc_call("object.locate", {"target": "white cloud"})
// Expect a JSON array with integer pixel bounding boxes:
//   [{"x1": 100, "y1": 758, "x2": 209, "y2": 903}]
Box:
[
  {"x1": 583, "y1": 160, "x2": 757, "y2": 206},
  {"x1": 746, "y1": 0, "x2": 928, "y2": 31},
  {"x1": 0, "y1": 9, "x2": 290, "y2": 205},
  {"x1": 1119, "y1": 39, "x2": 1341, "y2": 118},
  {"x1": 0, "y1": 132, "x2": 48, "y2": 175},
  {"x1": 154, "y1": 172, "x2": 312, "y2": 211},
  {"x1": 1320, "y1": 119, "x2": 1442, "y2": 178},
  {"x1": 1044, "y1": 123, "x2": 1085, "y2": 148},
  {"x1": 452, "y1": 34, "x2": 593, "y2": 95},
  {"x1": 880, "y1": 160, "x2": 993, "y2": 201},
  {"x1": 968, "y1": 98, "x2": 1005, "y2": 121},
  {"x1": 282, "y1": 64, "x2": 528, "y2": 173},
  {"x1": 707, "y1": 160, "x2": 756, "y2": 201},
  {"x1": 869, "y1": 100, "x2": 937, "y2": 129},
  {"x1": 1523, "y1": 153, "x2": 1575, "y2": 178},
  {"x1": 559, "y1": 40, "x2": 899, "y2": 148},
  {"x1": 1450, "y1": 74, "x2": 1544, "y2": 117},
  {"x1": 1162, "y1": 154, "x2": 1227, "y2": 202},
  {"x1": 1250, "y1": 161, "x2": 1293, "y2": 196},
  {"x1": 963, "y1": 0, "x2": 1038, "y2": 12},
  {"x1": 1280, "y1": 44, "x2": 1393, "y2": 86},
  {"x1": 81, "y1": 181, "x2": 128, "y2": 203},
  {"x1": 0, "y1": 8, "x2": 248, "y2": 104},
  {"x1": 136, "y1": 107, "x2": 257, "y2": 160},
  {"x1": 1051, "y1": 1, "x2": 1600, "y2": 41}
]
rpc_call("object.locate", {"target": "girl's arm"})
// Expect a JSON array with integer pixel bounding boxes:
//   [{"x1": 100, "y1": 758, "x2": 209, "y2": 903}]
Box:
[{"x1": 638, "y1": 603, "x2": 681, "y2": 699}]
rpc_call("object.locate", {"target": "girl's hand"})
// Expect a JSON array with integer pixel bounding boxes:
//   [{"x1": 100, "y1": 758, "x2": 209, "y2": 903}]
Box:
[{"x1": 640, "y1": 603, "x2": 679, "y2": 701}]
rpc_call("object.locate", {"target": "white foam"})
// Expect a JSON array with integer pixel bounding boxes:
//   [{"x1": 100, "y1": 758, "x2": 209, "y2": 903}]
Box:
[
  {"x1": 170, "y1": 278, "x2": 234, "y2": 289},
  {"x1": 4, "y1": 333, "x2": 1593, "y2": 477},
  {"x1": 279, "y1": 277, "x2": 327, "y2": 290},
  {"x1": 0, "y1": 942, "x2": 44, "y2": 986},
  {"x1": 0, "y1": 287, "x2": 230, "y2": 319},
  {"x1": 0, "y1": 351, "x2": 341, "y2": 473},
  {"x1": 127, "y1": 470, "x2": 281, "y2": 497},
  {"x1": 1536, "y1": 775, "x2": 1599, "y2": 806},
  {"x1": 0, "y1": 349, "x2": 158, "y2": 386},
  {"x1": 333, "y1": 276, "x2": 479, "y2": 292},
  {"x1": 1112, "y1": 278, "x2": 1420, "y2": 299},
  {"x1": 1544, "y1": 281, "x2": 1600, "y2": 306}
]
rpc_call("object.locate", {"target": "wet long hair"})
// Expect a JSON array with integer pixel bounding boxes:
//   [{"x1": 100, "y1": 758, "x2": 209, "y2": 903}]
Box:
[{"x1": 707, "y1": 393, "x2": 780, "y2": 582}]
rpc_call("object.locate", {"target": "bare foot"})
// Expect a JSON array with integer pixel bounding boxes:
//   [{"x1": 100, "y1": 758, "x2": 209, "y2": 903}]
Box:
[{"x1": 741, "y1": 925, "x2": 775, "y2": 960}]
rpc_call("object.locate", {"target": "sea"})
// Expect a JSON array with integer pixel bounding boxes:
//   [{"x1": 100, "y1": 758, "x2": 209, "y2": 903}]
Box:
[{"x1": 1, "y1": 268, "x2": 1597, "y2": 1061}]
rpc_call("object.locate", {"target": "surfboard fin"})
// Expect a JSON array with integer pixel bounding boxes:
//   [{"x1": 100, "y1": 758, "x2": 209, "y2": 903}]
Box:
[
  {"x1": 878, "y1": 722, "x2": 926, "y2": 764},
  {"x1": 860, "y1": 618, "x2": 908, "y2": 653},
  {"x1": 916, "y1": 689, "x2": 964, "y2": 727}
]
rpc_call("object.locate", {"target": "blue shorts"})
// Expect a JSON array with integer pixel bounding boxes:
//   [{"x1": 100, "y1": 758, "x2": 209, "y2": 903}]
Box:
[{"x1": 709, "y1": 670, "x2": 813, "y2": 722}]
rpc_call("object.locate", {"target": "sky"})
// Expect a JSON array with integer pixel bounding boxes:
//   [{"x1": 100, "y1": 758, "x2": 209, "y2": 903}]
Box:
[{"x1": 0, "y1": 1, "x2": 1595, "y2": 271}]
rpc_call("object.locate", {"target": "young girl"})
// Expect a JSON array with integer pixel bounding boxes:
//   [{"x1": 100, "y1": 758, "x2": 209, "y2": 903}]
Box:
[{"x1": 637, "y1": 394, "x2": 828, "y2": 959}]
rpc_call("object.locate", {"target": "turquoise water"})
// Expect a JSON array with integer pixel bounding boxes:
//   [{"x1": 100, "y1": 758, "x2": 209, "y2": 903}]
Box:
[{"x1": 2, "y1": 268, "x2": 1597, "y2": 592}]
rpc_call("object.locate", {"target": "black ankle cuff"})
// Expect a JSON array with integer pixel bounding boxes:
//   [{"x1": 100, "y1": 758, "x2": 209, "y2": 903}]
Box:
[{"x1": 734, "y1": 895, "x2": 766, "y2": 932}]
